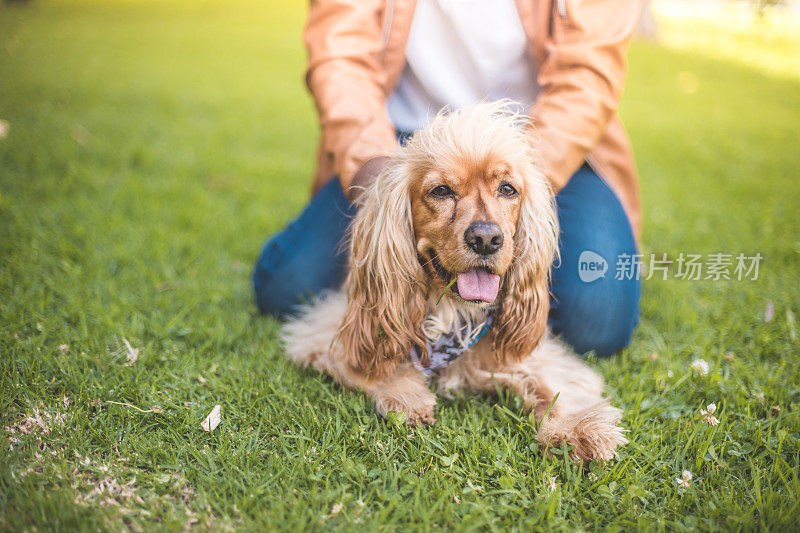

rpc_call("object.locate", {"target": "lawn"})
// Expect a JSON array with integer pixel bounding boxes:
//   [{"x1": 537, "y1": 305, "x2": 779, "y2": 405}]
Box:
[{"x1": 1, "y1": 0, "x2": 799, "y2": 530}]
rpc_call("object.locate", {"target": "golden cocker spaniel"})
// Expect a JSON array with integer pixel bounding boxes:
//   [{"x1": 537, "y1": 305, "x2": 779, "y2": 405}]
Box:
[{"x1": 282, "y1": 102, "x2": 626, "y2": 463}]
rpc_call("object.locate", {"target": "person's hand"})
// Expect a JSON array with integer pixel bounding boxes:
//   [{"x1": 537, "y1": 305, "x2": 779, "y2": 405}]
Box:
[{"x1": 346, "y1": 156, "x2": 391, "y2": 201}]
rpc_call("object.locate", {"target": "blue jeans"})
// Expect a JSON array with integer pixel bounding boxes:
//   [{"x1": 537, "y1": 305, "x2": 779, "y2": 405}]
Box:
[{"x1": 253, "y1": 165, "x2": 640, "y2": 357}]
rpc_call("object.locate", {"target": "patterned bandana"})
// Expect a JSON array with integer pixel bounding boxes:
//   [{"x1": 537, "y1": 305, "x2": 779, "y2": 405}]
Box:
[{"x1": 410, "y1": 311, "x2": 493, "y2": 376}]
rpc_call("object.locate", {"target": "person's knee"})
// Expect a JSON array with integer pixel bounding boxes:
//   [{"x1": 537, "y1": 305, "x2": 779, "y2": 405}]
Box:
[
  {"x1": 252, "y1": 238, "x2": 298, "y2": 317},
  {"x1": 253, "y1": 270, "x2": 286, "y2": 316},
  {"x1": 253, "y1": 240, "x2": 350, "y2": 318},
  {"x1": 252, "y1": 177, "x2": 354, "y2": 317},
  {"x1": 580, "y1": 310, "x2": 637, "y2": 358},
  {"x1": 550, "y1": 278, "x2": 640, "y2": 358},
  {"x1": 550, "y1": 165, "x2": 641, "y2": 357}
]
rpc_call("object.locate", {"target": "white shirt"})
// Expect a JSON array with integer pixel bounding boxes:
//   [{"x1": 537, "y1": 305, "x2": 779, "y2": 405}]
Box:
[{"x1": 388, "y1": 0, "x2": 539, "y2": 133}]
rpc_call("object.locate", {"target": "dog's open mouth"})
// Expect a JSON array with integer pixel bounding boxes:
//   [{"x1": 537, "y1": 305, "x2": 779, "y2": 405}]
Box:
[{"x1": 429, "y1": 251, "x2": 501, "y2": 304}]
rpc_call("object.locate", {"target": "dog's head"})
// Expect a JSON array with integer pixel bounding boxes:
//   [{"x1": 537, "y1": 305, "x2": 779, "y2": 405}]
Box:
[{"x1": 338, "y1": 102, "x2": 559, "y2": 375}]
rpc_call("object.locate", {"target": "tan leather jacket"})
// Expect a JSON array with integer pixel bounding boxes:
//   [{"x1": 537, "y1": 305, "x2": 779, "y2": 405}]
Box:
[{"x1": 304, "y1": 0, "x2": 642, "y2": 236}]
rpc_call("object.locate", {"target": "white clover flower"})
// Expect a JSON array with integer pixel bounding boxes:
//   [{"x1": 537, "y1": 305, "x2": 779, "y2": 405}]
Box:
[
  {"x1": 690, "y1": 359, "x2": 710, "y2": 376},
  {"x1": 700, "y1": 403, "x2": 716, "y2": 415},
  {"x1": 675, "y1": 470, "x2": 692, "y2": 488},
  {"x1": 700, "y1": 403, "x2": 719, "y2": 425}
]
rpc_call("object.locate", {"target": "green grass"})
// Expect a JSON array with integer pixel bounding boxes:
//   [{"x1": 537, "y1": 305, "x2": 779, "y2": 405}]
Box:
[{"x1": 1, "y1": 1, "x2": 799, "y2": 530}]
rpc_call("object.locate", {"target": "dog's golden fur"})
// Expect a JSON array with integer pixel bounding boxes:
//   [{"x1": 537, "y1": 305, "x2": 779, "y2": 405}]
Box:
[{"x1": 282, "y1": 102, "x2": 627, "y2": 462}]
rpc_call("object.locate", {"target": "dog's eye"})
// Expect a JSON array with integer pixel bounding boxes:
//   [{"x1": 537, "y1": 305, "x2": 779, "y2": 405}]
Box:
[
  {"x1": 498, "y1": 183, "x2": 518, "y2": 197},
  {"x1": 430, "y1": 185, "x2": 454, "y2": 198}
]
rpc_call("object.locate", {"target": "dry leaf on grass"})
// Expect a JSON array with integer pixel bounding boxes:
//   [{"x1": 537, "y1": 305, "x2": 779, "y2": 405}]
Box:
[
  {"x1": 71, "y1": 123, "x2": 91, "y2": 146},
  {"x1": 75, "y1": 476, "x2": 143, "y2": 506},
  {"x1": 4, "y1": 407, "x2": 67, "y2": 436},
  {"x1": 0, "y1": 119, "x2": 9, "y2": 139},
  {"x1": 201, "y1": 405, "x2": 221, "y2": 432},
  {"x1": 122, "y1": 338, "x2": 139, "y2": 366}
]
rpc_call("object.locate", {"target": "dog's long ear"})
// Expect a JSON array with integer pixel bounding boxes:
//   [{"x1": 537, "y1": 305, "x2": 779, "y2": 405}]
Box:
[
  {"x1": 335, "y1": 163, "x2": 427, "y2": 376},
  {"x1": 492, "y1": 165, "x2": 559, "y2": 364}
]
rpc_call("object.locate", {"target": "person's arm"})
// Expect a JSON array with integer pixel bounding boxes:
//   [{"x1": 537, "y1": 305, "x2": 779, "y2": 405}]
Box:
[
  {"x1": 304, "y1": 0, "x2": 399, "y2": 199},
  {"x1": 530, "y1": 0, "x2": 640, "y2": 190}
]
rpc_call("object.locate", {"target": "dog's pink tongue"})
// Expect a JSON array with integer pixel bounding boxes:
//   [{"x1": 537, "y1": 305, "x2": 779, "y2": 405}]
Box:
[{"x1": 456, "y1": 269, "x2": 501, "y2": 303}]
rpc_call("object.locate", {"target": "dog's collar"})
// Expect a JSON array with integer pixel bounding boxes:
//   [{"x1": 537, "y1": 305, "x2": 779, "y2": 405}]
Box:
[{"x1": 410, "y1": 311, "x2": 492, "y2": 376}]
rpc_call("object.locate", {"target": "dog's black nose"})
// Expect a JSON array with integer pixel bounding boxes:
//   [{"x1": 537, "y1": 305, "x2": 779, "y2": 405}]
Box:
[{"x1": 464, "y1": 222, "x2": 503, "y2": 255}]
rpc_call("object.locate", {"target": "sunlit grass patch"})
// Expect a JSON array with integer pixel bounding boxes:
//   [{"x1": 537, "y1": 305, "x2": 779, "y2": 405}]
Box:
[{"x1": 655, "y1": 0, "x2": 800, "y2": 81}]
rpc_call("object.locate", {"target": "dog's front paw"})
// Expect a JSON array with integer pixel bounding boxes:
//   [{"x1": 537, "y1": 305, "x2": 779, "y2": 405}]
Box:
[
  {"x1": 374, "y1": 394, "x2": 437, "y2": 427},
  {"x1": 536, "y1": 403, "x2": 627, "y2": 463},
  {"x1": 405, "y1": 405, "x2": 436, "y2": 426}
]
